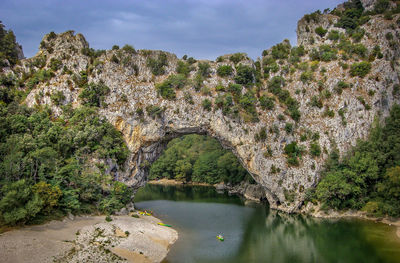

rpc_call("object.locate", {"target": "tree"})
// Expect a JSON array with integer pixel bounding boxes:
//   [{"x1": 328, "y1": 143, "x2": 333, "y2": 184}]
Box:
[
  {"x1": 0, "y1": 180, "x2": 43, "y2": 225},
  {"x1": 234, "y1": 64, "x2": 254, "y2": 85}
]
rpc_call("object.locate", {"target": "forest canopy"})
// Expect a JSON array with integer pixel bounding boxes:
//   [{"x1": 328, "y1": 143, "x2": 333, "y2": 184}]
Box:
[{"x1": 149, "y1": 134, "x2": 254, "y2": 185}]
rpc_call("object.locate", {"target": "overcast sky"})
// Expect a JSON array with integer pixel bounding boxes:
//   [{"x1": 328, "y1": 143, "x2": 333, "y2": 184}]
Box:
[{"x1": 1, "y1": 0, "x2": 344, "y2": 60}]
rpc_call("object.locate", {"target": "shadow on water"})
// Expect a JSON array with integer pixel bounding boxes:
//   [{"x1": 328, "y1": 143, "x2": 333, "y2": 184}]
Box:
[{"x1": 134, "y1": 184, "x2": 400, "y2": 263}]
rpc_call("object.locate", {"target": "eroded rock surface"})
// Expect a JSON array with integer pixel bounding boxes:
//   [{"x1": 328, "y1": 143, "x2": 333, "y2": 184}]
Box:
[{"x1": 13, "y1": 3, "x2": 400, "y2": 212}]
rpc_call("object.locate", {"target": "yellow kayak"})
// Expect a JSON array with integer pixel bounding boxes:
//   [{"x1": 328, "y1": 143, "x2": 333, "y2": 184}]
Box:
[
  {"x1": 157, "y1": 222, "x2": 172, "y2": 227},
  {"x1": 216, "y1": 235, "x2": 224, "y2": 241},
  {"x1": 139, "y1": 211, "x2": 152, "y2": 216}
]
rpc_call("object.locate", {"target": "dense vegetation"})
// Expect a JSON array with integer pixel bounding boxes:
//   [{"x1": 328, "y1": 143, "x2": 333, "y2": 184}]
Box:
[
  {"x1": 312, "y1": 105, "x2": 400, "y2": 217},
  {"x1": 149, "y1": 134, "x2": 253, "y2": 185},
  {"x1": 0, "y1": 78, "x2": 132, "y2": 226},
  {"x1": 0, "y1": 21, "x2": 20, "y2": 68}
]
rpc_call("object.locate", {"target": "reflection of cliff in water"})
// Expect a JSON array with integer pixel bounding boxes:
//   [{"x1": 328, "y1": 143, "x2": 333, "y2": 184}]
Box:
[
  {"x1": 135, "y1": 184, "x2": 400, "y2": 263},
  {"x1": 135, "y1": 184, "x2": 243, "y2": 205},
  {"x1": 231, "y1": 208, "x2": 396, "y2": 263}
]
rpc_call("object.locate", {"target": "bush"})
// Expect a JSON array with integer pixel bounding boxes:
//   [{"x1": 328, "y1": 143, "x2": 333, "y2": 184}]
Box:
[
  {"x1": 310, "y1": 96, "x2": 323, "y2": 108},
  {"x1": 202, "y1": 99, "x2": 212, "y2": 111},
  {"x1": 285, "y1": 123, "x2": 293, "y2": 134},
  {"x1": 49, "y1": 58, "x2": 62, "y2": 71},
  {"x1": 234, "y1": 64, "x2": 254, "y2": 85},
  {"x1": 147, "y1": 53, "x2": 168, "y2": 75},
  {"x1": 176, "y1": 61, "x2": 192, "y2": 76},
  {"x1": 328, "y1": 30, "x2": 340, "y2": 41},
  {"x1": 217, "y1": 65, "x2": 233, "y2": 77},
  {"x1": 334, "y1": 80, "x2": 350, "y2": 94},
  {"x1": 259, "y1": 95, "x2": 275, "y2": 110},
  {"x1": 122, "y1": 44, "x2": 136, "y2": 54},
  {"x1": 271, "y1": 40, "x2": 291, "y2": 59},
  {"x1": 239, "y1": 91, "x2": 258, "y2": 119},
  {"x1": 111, "y1": 54, "x2": 119, "y2": 64},
  {"x1": 155, "y1": 74, "x2": 186, "y2": 100},
  {"x1": 300, "y1": 71, "x2": 313, "y2": 84},
  {"x1": 50, "y1": 91, "x2": 65, "y2": 106},
  {"x1": 350, "y1": 61, "x2": 371, "y2": 77},
  {"x1": 145, "y1": 105, "x2": 163, "y2": 119},
  {"x1": 79, "y1": 81, "x2": 110, "y2": 107},
  {"x1": 310, "y1": 45, "x2": 337, "y2": 62},
  {"x1": 310, "y1": 142, "x2": 321, "y2": 157},
  {"x1": 315, "y1": 26, "x2": 328, "y2": 37},
  {"x1": 229, "y1": 53, "x2": 245, "y2": 64},
  {"x1": 198, "y1": 62, "x2": 211, "y2": 78},
  {"x1": 284, "y1": 141, "x2": 302, "y2": 166}
]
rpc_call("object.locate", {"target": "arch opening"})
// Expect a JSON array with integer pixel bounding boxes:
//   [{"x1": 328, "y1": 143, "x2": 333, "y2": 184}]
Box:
[{"x1": 124, "y1": 130, "x2": 275, "y2": 205}]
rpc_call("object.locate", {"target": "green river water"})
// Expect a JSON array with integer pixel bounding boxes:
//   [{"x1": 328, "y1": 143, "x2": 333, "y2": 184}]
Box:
[{"x1": 134, "y1": 184, "x2": 400, "y2": 263}]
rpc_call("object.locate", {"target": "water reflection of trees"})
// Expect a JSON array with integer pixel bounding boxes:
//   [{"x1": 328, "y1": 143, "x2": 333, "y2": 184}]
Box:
[
  {"x1": 228, "y1": 209, "x2": 387, "y2": 263},
  {"x1": 136, "y1": 185, "x2": 395, "y2": 263},
  {"x1": 134, "y1": 184, "x2": 243, "y2": 205}
]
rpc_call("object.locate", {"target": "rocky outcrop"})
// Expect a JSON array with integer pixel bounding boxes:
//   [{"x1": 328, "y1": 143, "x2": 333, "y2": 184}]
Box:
[
  {"x1": 10, "y1": 2, "x2": 400, "y2": 213},
  {"x1": 226, "y1": 182, "x2": 268, "y2": 202}
]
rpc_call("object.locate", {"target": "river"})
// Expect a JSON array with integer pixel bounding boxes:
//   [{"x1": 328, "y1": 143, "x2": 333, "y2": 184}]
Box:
[{"x1": 134, "y1": 184, "x2": 400, "y2": 263}]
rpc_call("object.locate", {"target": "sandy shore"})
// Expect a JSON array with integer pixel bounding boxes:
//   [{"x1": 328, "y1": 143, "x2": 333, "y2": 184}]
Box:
[{"x1": 0, "y1": 213, "x2": 177, "y2": 263}]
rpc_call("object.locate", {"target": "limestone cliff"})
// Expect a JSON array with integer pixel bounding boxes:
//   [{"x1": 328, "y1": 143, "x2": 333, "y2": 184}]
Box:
[{"x1": 8, "y1": 1, "x2": 400, "y2": 213}]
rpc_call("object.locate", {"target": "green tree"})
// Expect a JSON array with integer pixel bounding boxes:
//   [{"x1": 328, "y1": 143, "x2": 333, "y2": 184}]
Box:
[{"x1": 0, "y1": 180, "x2": 43, "y2": 225}]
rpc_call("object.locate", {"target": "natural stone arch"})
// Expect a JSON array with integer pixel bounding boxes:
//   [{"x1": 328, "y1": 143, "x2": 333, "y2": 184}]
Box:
[
  {"x1": 24, "y1": 7, "x2": 400, "y2": 213},
  {"x1": 121, "y1": 127, "x2": 279, "y2": 207},
  {"x1": 122, "y1": 127, "x2": 280, "y2": 208}
]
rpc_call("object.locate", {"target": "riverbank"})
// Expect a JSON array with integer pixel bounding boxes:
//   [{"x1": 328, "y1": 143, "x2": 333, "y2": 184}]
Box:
[
  {"x1": 0, "y1": 213, "x2": 178, "y2": 263},
  {"x1": 148, "y1": 179, "x2": 267, "y2": 202}
]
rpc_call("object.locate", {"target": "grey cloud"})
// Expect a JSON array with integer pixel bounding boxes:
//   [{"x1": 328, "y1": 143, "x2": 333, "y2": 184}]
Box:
[{"x1": 0, "y1": 0, "x2": 344, "y2": 60}]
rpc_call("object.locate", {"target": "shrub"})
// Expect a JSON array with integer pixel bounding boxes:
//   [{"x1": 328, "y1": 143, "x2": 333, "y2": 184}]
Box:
[
  {"x1": 300, "y1": 71, "x2": 313, "y2": 83},
  {"x1": 198, "y1": 62, "x2": 211, "y2": 78},
  {"x1": 147, "y1": 53, "x2": 168, "y2": 75},
  {"x1": 284, "y1": 141, "x2": 302, "y2": 166},
  {"x1": 271, "y1": 40, "x2": 291, "y2": 59},
  {"x1": 310, "y1": 96, "x2": 323, "y2": 108},
  {"x1": 111, "y1": 54, "x2": 119, "y2": 64},
  {"x1": 122, "y1": 44, "x2": 136, "y2": 54},
  {"x1": 49, "y1": 58, "x2": 62, "y2": 71},
  {"x1": 202, "y1": 99, "x2": 212, "y2": 111},
  {"x1": 310, "y1": 45, "x2": 337, "y2": 62},
  {"x1": 374, "y1": 0, "x2": 390, "y2": 14},
  {"x1": 328, "y1": 30, "x2": 340, "y2": 41},
  {"x1": 50, "y1": 91, "x2": 65, "y2": 106},
  {"x1": 155, "y1": 74, "x2": 187, "y2": 100},
  {"x1": 215, "y1": 84, "x2": 225, "y2": 92},
  {"x1": 176, "y1": 61, "x2": 192, "y2": 76},
  {"x1": 285, "y1": 123, "x2": 294, "y2": 134},
  {"x1": 259, "y1": 95, "x2": 275, "y2": 110},
  {"x1": 229, "y1": 53, "x2": 245, "y2": 64},
  {"x1": 315, "y1": 26, "x2": 328, "y2": 37},
  {"x1": 350, "y1": 61, "x2": 371, "y2": 77},
  {"x1": 217, "y1": 65, "x2": 233, "y2": 77},
  {"x1": 146, "y1": 105, "x2": 163, "y2": 119},
  {"x1": 334, "y1": 80, "x2": 350, "y2": 94},
  {"x1": 79, "y1": 81, "x2": 110, "y2": 107},
  {"x1": 234, "y1": 64, "x2": 255, "y2": 85},
  {"x1": 310, "y1": 142, "x2": 321, "y2": 157}
]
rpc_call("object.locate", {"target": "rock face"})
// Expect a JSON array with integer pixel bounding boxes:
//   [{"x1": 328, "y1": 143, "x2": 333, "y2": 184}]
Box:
[{"x1": 15, "y1": 4, "x2": 400, "y2": 213}]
